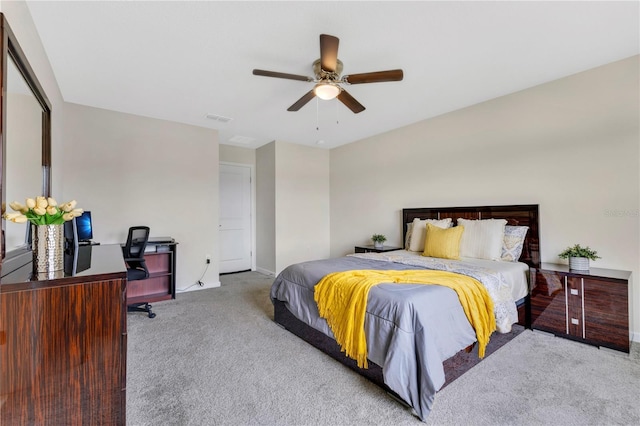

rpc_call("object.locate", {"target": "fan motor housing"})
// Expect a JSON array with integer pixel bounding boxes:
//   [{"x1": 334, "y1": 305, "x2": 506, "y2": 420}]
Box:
[{"x1": 313, "y1": 59, "x2": 343, "y2": 80}]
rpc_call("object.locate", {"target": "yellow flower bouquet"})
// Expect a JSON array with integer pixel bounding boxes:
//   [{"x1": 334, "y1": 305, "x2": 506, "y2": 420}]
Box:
[{"x1": 3, "y1": 196, "x2": 83, "y2": 225}]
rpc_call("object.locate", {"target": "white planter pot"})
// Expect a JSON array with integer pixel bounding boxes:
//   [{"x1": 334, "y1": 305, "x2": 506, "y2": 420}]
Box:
[
  {"x1": 569, "y1": 257, "x2": 590, "y2": 271},
  {"x1": 373, "y1": 241, "x2": 384, "y2": 249}
]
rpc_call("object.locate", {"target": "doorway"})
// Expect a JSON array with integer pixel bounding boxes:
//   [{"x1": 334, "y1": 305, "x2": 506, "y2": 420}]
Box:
[{"x1": 219, "y1": 163, "x2": 253, "y2": 273}]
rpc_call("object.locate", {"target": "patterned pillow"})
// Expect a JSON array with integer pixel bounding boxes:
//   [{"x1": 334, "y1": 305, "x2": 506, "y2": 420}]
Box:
[
  {"x1": 404, "y1": 222, "x2": 413, "y2": 250},
  {"x1": 501, "y1": 225, "x2": 529, "y2": 262}
]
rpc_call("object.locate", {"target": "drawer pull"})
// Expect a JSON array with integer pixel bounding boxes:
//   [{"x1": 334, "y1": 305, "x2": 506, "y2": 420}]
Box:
[
  {"x1": 570, "y1": 288, "x2": 579, "y2": 296},
  {"x1": 571, "y1": 318, "x2": 579, "y2": 325}
]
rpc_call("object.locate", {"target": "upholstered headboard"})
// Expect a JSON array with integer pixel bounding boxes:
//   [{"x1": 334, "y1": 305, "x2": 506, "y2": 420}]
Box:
[{"x1": 402, "y1": 204, "x2": 540, "y2": 268}]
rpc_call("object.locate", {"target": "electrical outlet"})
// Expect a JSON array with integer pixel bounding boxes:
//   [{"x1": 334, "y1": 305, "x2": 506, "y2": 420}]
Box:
[{"x1": 206, "y1": 254, "x2": 211, "y2": 264}]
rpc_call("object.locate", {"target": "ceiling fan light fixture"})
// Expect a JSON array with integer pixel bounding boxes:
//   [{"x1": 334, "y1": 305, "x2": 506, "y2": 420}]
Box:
[
  {"x1": 254, "y1": 34, "x2": 402, "y2": 113},
  {"x1": 314, "y1": 82, "x2": 340, "y2": 100}
]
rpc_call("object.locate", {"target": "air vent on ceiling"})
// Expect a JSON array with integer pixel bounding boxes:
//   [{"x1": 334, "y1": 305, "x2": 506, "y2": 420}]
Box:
[
  {"x1": 205, "y1": 113, "x2": 233, "y2": 123},
  {"x1": 228, "y1": 135, "x2": 255, "y2": 145}
]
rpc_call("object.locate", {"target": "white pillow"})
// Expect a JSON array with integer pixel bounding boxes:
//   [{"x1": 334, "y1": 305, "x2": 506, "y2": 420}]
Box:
[
  {"x1": 457, "y1": 218, "x2": 507, "y2": 260},
  {"x1": 408, "y1": 217, "x2": 453, "y2": 252}
]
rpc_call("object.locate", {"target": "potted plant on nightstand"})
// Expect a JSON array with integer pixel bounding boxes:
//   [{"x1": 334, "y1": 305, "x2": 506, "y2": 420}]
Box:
[
  {"x1": 371, "y1": 234, "x2": 386, "y2": 249},
  {"x1": 558, "y1": 244, "x2": 601, "y2": 271}
]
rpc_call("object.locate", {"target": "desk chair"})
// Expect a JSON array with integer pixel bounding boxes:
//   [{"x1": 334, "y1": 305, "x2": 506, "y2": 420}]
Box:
[{"x1": 123, "y1": 226, "x2": 156, "y2": 318}]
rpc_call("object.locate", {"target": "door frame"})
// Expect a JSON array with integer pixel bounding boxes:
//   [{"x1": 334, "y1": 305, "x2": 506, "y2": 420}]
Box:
[{"x1": 219, "y1": 161, "x2": 256, "y2": 272}]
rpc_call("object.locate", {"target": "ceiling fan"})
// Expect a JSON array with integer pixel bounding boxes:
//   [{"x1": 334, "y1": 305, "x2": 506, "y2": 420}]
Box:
[{"x1": 253, "y1": 34, "x2": 403, "y2": 114}]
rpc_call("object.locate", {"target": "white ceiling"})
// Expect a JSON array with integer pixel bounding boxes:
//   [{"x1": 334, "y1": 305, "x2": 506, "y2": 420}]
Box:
[{"x1": 26, "y1": 1, "x2": 639, "y2": 150}]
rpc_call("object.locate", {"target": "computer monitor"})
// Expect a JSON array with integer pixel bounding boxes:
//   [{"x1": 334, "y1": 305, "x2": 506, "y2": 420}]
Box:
[
  {"x1": 75, "y1": 211, "x2": 93, "y2": 243},
  {"x1": 25, "y1": 222, "x2": 32, "y2": 247},
  {"x1": 64, "y1": 243, "x2": 93, "y2": 276}
]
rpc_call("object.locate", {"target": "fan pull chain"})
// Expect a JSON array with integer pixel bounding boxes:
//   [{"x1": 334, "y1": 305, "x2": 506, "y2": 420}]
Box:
[
  {"x1": 336, "y1": 99, "x2": 339, "y2": 125},
  {"x1": 316, "y1": 97, "x2": 320, "y2": 131}
]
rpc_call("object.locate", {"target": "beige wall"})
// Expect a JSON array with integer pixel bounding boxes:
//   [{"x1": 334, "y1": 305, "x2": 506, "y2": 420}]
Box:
[
  {"x1": 62, "y1": 103, "x2": 220, "y2": 290},
  {"x1": 256, "y1": 142, "x2": 276, "y2": 274},
  {"x1": 219, "y1": 144, "x2": 255, "y2": 165},
  {"x1": 275, "y1": 141, "x2": 330, "y2": 274},
  {"x1": 330, "y1": 56, "x2": 640, "y2": 340},
  {"x1": 256, "y1": 141, "x2": 330, "y2": 275}
]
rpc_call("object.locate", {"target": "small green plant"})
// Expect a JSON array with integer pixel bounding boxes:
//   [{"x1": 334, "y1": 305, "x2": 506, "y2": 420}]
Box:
[
  {"x1": 558, "y1": 244, "x2": 601, "y2": 260},
  {"x1": 371, "y1": 234, "x2": 387, "y2": 243}
]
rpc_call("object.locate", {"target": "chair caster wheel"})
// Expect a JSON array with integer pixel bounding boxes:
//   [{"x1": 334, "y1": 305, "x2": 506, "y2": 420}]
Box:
[
  {"x1": 145, "y1": 303, "x2": 156, "y2": 318},
  {"x1": 127, "y1": 302, "x2": 156, "y2": 318}
]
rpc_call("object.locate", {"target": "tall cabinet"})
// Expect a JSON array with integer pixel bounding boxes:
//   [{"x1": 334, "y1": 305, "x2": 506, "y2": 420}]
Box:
[{"x1": 0, "y1": 245, "x2": 128, "y2": 424}]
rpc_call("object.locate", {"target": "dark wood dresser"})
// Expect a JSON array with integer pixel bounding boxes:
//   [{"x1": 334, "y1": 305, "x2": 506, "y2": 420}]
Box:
[
  {"x1": 530, "y1": 263, "x2": 630, "y2": 352},
  {"x1": 0, "y1": 244, "x2": 128, "y2": 425}
]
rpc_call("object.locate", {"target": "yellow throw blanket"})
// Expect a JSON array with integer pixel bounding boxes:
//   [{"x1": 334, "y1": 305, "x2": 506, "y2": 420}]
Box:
[{"x1": 314, "y1": 269, "x2": 496, "y2": 368}]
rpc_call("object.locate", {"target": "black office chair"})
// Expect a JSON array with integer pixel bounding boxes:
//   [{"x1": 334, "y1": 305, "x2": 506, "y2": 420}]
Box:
[{"x1": 123, "y1": 226, "x2": 155, "y2": 318}]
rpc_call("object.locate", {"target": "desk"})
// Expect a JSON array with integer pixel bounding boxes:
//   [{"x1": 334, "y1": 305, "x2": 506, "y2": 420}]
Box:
[
  {"x1": 125, "y1": 239, "x2": 177, "y2": 307},
  {"x1": 0, "y1": 244, "x2": 127, "y2": 424}
]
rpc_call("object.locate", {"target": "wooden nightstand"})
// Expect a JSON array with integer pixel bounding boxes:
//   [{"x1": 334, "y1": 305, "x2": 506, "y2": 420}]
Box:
[
  {"x1": 354, "y1": 245, "x2": 403, "y2": 253},
  {"x1": 530, "y1": 263, "x2": 630, "y2": 352}
]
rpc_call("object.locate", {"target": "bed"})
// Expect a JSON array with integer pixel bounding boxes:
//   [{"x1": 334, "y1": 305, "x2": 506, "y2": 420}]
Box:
[{"x1": 270, "y1": 204, "x2": 540, "y2": 421}]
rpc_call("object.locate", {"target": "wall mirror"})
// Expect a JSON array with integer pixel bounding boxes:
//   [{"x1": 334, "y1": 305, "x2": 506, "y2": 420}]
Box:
[{"x1": 0, "y1": 13, "x2": 52, "y2": 273}]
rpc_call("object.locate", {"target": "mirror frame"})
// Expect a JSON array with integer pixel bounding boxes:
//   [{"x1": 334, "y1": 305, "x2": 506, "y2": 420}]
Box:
[{"x1": 0, "y1": 13, "x2": 52, "y2": 273}]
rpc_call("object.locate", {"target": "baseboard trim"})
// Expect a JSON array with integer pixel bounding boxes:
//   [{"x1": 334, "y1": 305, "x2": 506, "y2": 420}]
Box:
[
  {"x1": 177, "y1": 281, "x2": 221, "y2": 293},
  {"x1": 630, "y1": 330, "x2": 640, "y2": 343},
  {"x1": 220, "y1": 269, "x2": 251, "y2": 276},
  {"x1": 256, "y1": 267, "x2": 274, "y2": 276},
  {"x1": 200, "y1": 280, "x2": 221, "y2": 290}
]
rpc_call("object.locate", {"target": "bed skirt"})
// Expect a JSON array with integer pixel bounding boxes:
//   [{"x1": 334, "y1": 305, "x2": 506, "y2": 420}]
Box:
[
  {"x1": 273, "y1": 298, "x2": 527, "y2": 402},
  {"x1": 273, "y1": 299, "x2": 406, "y2": 402}
]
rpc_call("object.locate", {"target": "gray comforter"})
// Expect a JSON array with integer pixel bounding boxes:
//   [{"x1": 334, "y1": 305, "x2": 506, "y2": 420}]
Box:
[{"x1": 270, "y1": 255, "x2": 478, "y2": 421}]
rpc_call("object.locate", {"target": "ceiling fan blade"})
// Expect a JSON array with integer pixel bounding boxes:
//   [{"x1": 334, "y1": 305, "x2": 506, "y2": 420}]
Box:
[
  {"x1": 287, "y1": 90, "x2": 316, "y2": 111},
  {"x1": 337, "y1": 90, "x2": 365, "y2": 114},
  {"x1": 343, "y1": 69, "x2": 404, "y2": 84},
  {"x1": 253, "y1": 69, "x2": 312, "y2": 82},
  {"x1": 320, "y1": 34, "x2": 339, "y2": 72}
]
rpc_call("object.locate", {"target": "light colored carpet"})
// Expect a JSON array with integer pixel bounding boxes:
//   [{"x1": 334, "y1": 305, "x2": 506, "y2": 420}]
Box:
[{"x1": 126, "y1": 271, "x2": 640, "y2": 425}]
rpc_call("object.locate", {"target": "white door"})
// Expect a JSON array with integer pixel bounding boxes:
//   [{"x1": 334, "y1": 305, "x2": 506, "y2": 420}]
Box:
[{"x1": 219, "y1": 163, "x2": 252, "y2": 273}]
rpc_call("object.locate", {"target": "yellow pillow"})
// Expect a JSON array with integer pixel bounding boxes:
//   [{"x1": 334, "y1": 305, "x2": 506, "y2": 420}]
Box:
[{"x1": 422, "y1": 223, "x2": 464, "y2": 260}]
